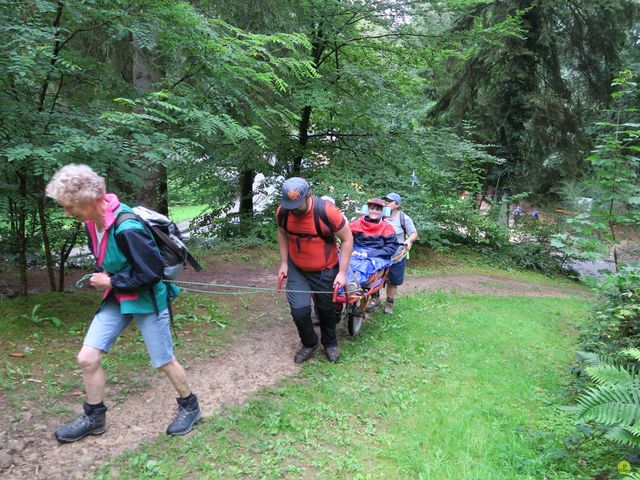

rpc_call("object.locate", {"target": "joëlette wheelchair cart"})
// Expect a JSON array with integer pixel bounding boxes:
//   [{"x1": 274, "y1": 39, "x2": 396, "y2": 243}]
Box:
[
  {"x1": 334, "y1": 246, "x2": 408, "y2": 335},
  {"x1": 278, "y1": 247, "x2": 408, "y2": 336}
]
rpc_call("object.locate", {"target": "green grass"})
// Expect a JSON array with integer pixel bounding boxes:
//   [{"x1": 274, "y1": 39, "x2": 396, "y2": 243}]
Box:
[
  {"x1": 95, "y1": 292, "x2": 618, "y2": 479},
  {"x1": 169, "y1": 204, "x2": 211, "y2": 224},
  {"x1": 408, "y1": 247, "x2": 589, "y2": 291},
  {"x1": 0, "y1": 291, "x2": 239, "y2": 415}
]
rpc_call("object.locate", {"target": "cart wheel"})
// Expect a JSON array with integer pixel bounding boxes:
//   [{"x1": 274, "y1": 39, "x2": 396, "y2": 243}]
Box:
[{"x1": 348, "y1": 306, "x2": 365, "y2": 336}]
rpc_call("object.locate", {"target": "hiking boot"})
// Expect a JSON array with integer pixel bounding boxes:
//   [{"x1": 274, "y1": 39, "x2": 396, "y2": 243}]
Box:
[
  {"x1": 384, "y1": 299, "x2": 394, "y2": 315},
  {"x1": 294, "y1": 344, "x2": 318, "y2": 364},
  {"x1": 55, "y1": 402, "x2": 107, "y2": 443},
  {"x1": 324, "y1": 346, "x2": 340, "y2": 363},
  {"x1": 166, "y1": 394, "x2": 201, "y2": 436}
]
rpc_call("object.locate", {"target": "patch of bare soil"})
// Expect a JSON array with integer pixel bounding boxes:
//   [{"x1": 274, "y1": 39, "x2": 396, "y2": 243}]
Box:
[
  {"x1": 0, "y1": 269, "x2": 89, "y2": 298},
  {"x1": 0, "y1": 267, "x2": 589, "y2": 479}
]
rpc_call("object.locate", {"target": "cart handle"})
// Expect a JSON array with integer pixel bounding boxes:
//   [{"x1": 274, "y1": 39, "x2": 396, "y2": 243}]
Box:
[{"x1": 392, "y1": 245, "x2": 410, "y2": 263}]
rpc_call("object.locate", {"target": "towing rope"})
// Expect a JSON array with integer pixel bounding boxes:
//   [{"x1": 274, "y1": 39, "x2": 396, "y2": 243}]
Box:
[
  {"x1": 74, "y1": 273, "x2": 350, "y2": 296},
  {"x1": 72, "y1": 245, "x2": 409, "y2": 296}
]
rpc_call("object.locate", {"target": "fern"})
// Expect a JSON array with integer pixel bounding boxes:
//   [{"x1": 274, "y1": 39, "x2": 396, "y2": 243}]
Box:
[
  {"x1": 605, "y1": 426, "x2": 640, "y2": 448},
  {"x1": 576, "y1": 350, "x2": 612, "y2": 367},
  {"x1": 624, "y1": 349, "x2": 640, "y2": 363},
  {"x1": 576, "y1": 348, "x2": 640, "y2": 448},
  {"x1": 585, "y1": 364, "x2": 636, "y2": 385}
]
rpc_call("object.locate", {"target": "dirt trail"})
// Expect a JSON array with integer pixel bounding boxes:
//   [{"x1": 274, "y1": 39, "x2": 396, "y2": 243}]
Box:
[{"x1": 0, "y1": 268, "x2": 588, "y2": 479}]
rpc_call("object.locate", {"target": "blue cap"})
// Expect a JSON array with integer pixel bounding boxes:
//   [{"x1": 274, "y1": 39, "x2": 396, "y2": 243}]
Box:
[
  {"x1": 280, "y1": 177, "x2": 309, "y2": 209},
  {"x1": 383, "y1": 192, "x2": 401, "y2": 204}
]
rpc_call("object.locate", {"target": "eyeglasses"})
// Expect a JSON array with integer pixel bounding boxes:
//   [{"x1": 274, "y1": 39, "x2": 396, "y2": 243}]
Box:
[{"x1": 368, "y1": 204, "x2": 383, "y2": 211}]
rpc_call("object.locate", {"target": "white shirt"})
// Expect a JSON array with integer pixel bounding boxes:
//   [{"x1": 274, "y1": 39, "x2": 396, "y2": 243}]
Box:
[{"x1": 95, "y1": 226, "x2": 105, "y2": 252}]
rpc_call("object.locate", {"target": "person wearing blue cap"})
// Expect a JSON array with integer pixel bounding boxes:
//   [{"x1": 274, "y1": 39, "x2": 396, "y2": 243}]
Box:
[
  {"x1": 277, "y1": 177, "x2": 353, "y2": 363},
  {"x1": 380, "y1": 192, "x2": 418, "y2": 314}
]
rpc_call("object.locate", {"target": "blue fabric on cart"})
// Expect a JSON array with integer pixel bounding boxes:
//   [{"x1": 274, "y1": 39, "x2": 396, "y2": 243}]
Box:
[{"x1": 339, "y1": 247, "x2": 393, "y2": 295}]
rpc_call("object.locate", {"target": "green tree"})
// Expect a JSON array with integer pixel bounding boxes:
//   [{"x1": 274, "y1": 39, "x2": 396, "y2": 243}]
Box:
[
  {"x1": 0, "y1": 0, "x2": 312, "y2": 292},
  {"x1": 554, "y1": 70, "x2": 640, "y2": 272},
  {"x1": 427, "y1": 0, "x2": 638, "y2": 195}
]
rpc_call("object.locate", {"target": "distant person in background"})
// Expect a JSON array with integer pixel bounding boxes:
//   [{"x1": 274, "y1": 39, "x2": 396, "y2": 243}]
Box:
[
  {"x1": 380, "y1": 193, "x2": 418, "y2": 315},
  {"x1": 45, "y1": 164, "x2": 201, "y2": 443}
]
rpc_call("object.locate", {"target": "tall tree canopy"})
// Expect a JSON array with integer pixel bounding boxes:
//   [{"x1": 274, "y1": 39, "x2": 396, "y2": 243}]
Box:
[
  {"x1": 1, "y1": 0, "x2": 638, "y2": 293},
  {"x1": 426, "y1": 0, "x2": 639, "y2": 194}
]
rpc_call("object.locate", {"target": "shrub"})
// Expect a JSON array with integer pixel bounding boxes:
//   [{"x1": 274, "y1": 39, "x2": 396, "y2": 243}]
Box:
[
  {"x1": 579, "y1": 265, "x2": 640, "y2": 355},
  {"x1": 507, "y1": 216, "x2": 574, "y2": 273}
]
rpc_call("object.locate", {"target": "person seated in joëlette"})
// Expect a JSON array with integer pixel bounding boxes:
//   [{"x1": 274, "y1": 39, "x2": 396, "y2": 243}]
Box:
[
  {"x1": 349, "y1": 198, "x2": 398, "y2": 260},
  {"x1": 345, "y1": 198, "x2": 399, "y2": 292}
]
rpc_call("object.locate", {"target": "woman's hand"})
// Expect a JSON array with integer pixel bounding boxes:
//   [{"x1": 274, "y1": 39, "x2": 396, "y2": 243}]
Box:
[{"x1": 90, "y1": 272, "x2": 112, "y2": 290}]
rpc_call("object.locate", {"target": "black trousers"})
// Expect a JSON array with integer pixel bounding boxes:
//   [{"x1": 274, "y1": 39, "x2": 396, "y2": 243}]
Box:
[{"x1": 286, "y1": 260, "x2": 339, "y2": 348}]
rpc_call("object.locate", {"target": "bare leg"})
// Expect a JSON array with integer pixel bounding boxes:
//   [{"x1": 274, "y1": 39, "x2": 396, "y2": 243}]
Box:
[
  {"x1": 77, "y1": 345, "x2": 105, "y2": 404},
  {"x1": 158, "y1": 358, "x2": 191, "y2": 398},
  {"x1": 386, "y1": 284, "x2": 398, "y2": 302}
]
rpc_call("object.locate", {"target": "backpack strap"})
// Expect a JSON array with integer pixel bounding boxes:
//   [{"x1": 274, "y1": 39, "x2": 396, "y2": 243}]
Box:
[
  {"x1": 114, "y1": 211, "x2": 141, "y2": 232},
  {"x1": 313, "y1": 198, "x2": 335, "y2": 243},
  {"x1": 277, "y1": 197, "x2": 335, "y2": 244},
  {"x1": 399, "y1": 211, "x2": 407, "y2": 240},
  {"x1": 185, "y1": 251, "x2": 202, "y2": 272},
  {"x1": 113, "y1": 211, "x2": 143, "y2": 255},
  {"x1": 277, "y1": 207, "x2": 289, "y2": 231}
]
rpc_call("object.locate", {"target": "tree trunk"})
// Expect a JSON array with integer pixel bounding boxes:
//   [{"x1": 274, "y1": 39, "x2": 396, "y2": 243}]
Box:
[
  {"x1": 292, "y1": 23, "x2": 325, "y2": 175},
  {"x1": 17, "y1": 172, "x2": 28, "y2": 296},
  {"x1": 132, "y1": 34, "x2": 168, "y2": 214},
  {"x1": 33, "y1": 1, "x2": 64, "y2": 292},
  {"x1": 293, "y1": 106, "x2": 312, "y2": 175},
  {"x1": 36, "y1": 190, "x2": 56, "y2": 291},
  {"x1": 238, "y1": 170, "x2": 256, "y2": 234},
  {"x1": 57, "y1": 223, "x2": 81, "y2": 292}
]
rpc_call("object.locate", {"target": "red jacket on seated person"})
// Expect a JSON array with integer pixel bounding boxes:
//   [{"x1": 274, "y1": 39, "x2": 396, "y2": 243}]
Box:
[{"x1": 349, "y1": 198, "x2": 398, "y2": 260}]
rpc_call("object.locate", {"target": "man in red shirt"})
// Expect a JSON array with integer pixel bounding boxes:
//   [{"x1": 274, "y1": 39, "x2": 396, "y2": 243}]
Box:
[{"x1": 277, "y1": 177, "x2": 353, "y2": 363}]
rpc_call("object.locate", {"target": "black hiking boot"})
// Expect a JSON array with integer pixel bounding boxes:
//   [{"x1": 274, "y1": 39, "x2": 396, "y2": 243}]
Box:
[
  {"x1": 294, "y1": 344, "x2": 318, "y2": 364},
  {"x1": 55, "y1": 402, "x2": 107, "y2": 443},
  {"x1": 324, "y1": 346, "x2": 340, "y2": 363},
  {"x1": 166, "y1": 394, "x2": 201, "y2": 436}
]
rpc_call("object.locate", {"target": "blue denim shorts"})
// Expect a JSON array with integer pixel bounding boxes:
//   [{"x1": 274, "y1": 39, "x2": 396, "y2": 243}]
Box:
[
  {"x1": 83, "y1": 301, "x2": 174, "y2": 368},
  {"x1": 387, "y1": 258, "x2": 406, "y2": 286}
]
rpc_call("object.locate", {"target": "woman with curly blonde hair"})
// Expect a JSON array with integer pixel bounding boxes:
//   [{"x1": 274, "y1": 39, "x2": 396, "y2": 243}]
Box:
[{"x1": 46, "y1": 164, "x2": 201, "y2": 442}]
